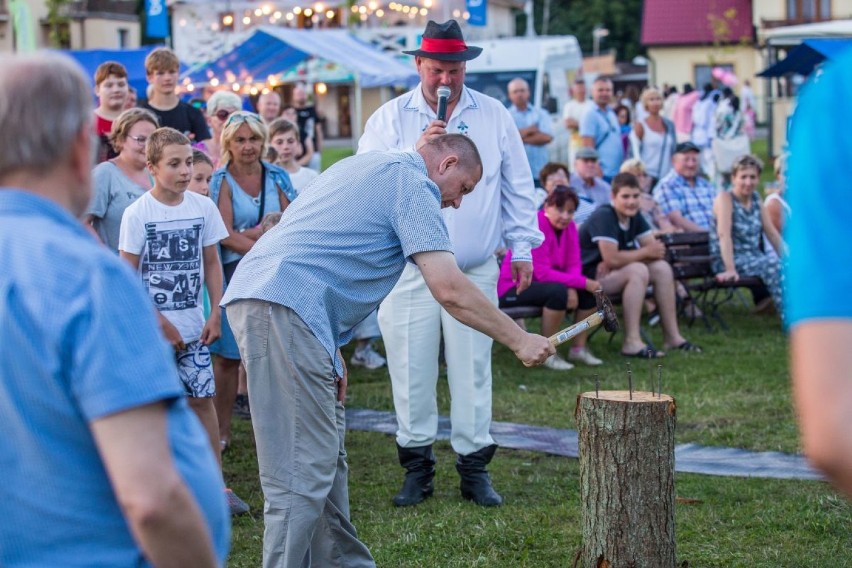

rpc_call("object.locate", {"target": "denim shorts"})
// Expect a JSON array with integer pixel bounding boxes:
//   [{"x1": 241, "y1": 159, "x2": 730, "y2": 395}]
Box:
[{"x1": 176, "y1": 340, "x2": 216, "y2": 398}]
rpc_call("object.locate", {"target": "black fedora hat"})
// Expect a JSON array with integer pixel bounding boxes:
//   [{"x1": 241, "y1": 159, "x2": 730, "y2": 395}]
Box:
[{"x1": 402, "y1": 20, "x2": 482, "y2": 61}]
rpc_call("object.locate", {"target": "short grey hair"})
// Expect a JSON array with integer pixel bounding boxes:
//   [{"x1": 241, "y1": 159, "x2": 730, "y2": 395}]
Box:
[
  {"x1": 0, "y1": 52, "x2": 91, "y2": 178},
  {"x1": 424, "y1": 133, "x2": 482, "y2": 173},
  {"x1": 206, "y1": 90, "x2": 242, "y2": 116}
]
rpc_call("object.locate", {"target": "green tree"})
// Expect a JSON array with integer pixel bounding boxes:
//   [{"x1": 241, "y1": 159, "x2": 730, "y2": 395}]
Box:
[{"x1": 518, "y1": 0, "x2": 644, "y2": 61}]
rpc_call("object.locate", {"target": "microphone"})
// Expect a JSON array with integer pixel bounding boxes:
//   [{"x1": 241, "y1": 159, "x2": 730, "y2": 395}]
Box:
[{"x1": 436, "y1": 86, "x2": 451, "y2": 122}]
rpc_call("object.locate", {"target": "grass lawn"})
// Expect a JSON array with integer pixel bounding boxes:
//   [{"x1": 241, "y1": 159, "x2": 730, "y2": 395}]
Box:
[{"x1": 222, "y1": 304, "x2": 851, "y2": 567}]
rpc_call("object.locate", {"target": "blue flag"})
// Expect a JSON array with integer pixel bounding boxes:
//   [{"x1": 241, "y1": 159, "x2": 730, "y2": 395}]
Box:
[
  {"x1": 466, "y1": 0, "x2": 487, "y2": 27},
  {"x1": 146, "y1": 0, "x2": 169, "y2": 39}
]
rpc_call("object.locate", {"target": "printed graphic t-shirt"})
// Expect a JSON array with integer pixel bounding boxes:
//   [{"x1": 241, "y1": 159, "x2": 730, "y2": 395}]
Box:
[{"x1": 119, "y1": 191, "x2": 228, "y2": 342}]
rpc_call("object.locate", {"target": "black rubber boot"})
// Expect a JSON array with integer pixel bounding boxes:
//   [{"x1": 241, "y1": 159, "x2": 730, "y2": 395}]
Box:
[
  {"x1": 456, "y1": 444, "x2": 503, "y2": 507},
  {"x1": 392, "y1": 444, "x2": 436, "y2": 507}
]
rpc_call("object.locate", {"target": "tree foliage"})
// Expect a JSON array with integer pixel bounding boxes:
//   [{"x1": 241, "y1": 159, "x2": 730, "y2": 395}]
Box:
[{"x1": 518, "y1": 0, "x2": 644, "y2": 61}]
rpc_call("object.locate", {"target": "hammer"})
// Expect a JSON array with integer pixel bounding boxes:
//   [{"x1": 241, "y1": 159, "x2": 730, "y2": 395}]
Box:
[{"x1": 548, "y1": 290, "x2": 619, "y2": 347}]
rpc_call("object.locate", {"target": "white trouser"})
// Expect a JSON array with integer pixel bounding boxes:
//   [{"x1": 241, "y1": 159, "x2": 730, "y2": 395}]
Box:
[{"x1": 378, "y1": 259, "x2": 499, "y2": 456}]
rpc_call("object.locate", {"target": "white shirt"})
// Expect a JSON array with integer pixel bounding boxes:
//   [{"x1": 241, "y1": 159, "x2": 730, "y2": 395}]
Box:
[
  {"x1": 119, "y1": 191, "x2": 228, "y2": 342},
  {"x1": 561, "y1": 98, "x2": 593, "y2": 151},
  {"x1": 287, "y1": 166, "x2": 320, "y2": 194},
  {"x1": 358, "y1": 84, "x2": 542, "y2": 270}
]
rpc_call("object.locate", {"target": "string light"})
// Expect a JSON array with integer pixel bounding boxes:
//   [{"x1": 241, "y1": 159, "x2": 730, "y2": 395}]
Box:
[
  {"x1": 326, "y1": 9, "x2": 335, "y2": 18},
  {"x1": 242, "y1": 15, "x2": 251, "y2": 24},
  {"x1": 304, "y1": 8, "x2": 313, "y2": 16},
  {"x1": 286, "y1": 12, "x2": 294, "y2": 20}
]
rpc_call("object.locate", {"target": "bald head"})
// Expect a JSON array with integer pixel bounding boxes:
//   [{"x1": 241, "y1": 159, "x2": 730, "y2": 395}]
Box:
[
  {"x1": 508, "y1": 77, "x2": 531, "y2": 109},
  {"x1": 257, "y1": 91, "x2": 282, "y2": 123},
  {"x1": 418, "y1": 134, "x2": 483, "y2": 209}
]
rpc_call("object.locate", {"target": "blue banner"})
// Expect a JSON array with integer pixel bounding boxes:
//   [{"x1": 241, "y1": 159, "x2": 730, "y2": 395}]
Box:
[
  {"x1": 146, "y1": 0, "x2": 169, "y2": 38},
  {"x1": 466, "y1": 0, "x2": 487, "y2": 27}
]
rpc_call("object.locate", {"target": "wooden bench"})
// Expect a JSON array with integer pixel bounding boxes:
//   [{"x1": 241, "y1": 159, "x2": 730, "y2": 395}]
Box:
[{"x1": 657, "y1": 231, "x2": 764, "y2": 331}]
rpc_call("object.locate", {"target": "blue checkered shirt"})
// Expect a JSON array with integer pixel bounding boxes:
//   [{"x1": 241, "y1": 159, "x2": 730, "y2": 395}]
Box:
[
  {"x1": 221, "y1": 151, "x2": 453, "y2": 375},
  {"x1": 652, "y1": 170, "x2": 718, "y2": 230}
]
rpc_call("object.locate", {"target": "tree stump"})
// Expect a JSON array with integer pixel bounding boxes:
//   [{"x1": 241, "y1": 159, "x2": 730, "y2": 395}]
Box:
[{"x1": 575, "y1": 390, "x2": 677, "y2": 568}]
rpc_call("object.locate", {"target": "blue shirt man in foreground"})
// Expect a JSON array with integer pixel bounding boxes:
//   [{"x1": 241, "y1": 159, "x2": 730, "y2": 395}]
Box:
[
  {"x1": 0, "y1": 53, "x2": 229, "y2": 566},
  {"x1": 222, "y1": 134, "x2": 554, "y2": 567},
  {"x1": 786, "y1": 48, "x2": 852, "y2": 499}
]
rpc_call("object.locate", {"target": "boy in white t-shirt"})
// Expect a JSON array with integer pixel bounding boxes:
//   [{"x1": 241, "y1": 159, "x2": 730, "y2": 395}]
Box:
[
  {"x1": 118, "y1": 128, "x2": 249, "y2": 514},
  {"x1": 268, "y1": 117, "x2": 319, "y2": 194}
]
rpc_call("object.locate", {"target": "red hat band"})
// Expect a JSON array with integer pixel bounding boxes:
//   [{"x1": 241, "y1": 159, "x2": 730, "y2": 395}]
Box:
[{"x1": 420, "y1": 37, "x2": 468, "y2": 53}]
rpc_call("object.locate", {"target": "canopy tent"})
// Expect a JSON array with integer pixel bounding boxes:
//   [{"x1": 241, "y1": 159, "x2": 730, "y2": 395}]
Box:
[
  {"x1": 758, "y1": 38, "x2": 852, "y2": 77},
  {"x1": 63, "y1": 46, "x2": 182, "y2": 97},
  {"x1": 181, "y1": 27, "x2": 418, "y2": 89},
  {"x1": 181, "y1": 27, "x2": 418, "y2": 143},
  {"x1": 763, "y1": 19, "x2": 852, "y2": 46}
]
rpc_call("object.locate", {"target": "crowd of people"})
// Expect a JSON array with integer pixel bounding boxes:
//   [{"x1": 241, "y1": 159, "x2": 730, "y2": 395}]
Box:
[{"x1": 2, "y1": 16, "x2": 822, "y2": 568}]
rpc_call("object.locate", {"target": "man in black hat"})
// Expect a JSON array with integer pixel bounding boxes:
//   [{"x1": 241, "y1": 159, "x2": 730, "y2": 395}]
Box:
[{"x1": 358, "y1": 20, "x2": 542, "y2": 508}]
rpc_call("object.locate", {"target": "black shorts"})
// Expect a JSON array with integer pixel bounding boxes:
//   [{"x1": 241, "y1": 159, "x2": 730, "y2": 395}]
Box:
[
  {"x1": 575, "y1": 288, "x2": 599, "y2": 311},
  {"x1": 499, "y1": 281, "x2": 568, "y2": 311}
]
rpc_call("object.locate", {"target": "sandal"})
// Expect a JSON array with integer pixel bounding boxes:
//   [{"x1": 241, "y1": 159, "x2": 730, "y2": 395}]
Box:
[
  {"x1": 621, "y1": 346, "x2": 666, "y2": 359},
  {"x1": 669, "y1": 341, "x2": 703, "y2": 353}
]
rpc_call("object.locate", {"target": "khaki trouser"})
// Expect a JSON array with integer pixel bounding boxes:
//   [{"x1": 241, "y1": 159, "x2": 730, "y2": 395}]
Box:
[{"x1": 227, "y1": 300, "x2": 374, "y2": 568}]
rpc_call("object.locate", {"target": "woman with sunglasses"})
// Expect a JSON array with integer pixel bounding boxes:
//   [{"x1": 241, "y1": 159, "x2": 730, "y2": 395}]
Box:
[
  {"x1": 711, "y1": 154, "x2": 784, "y2": 310},
  {"x1": 498, "y1": 186, "x2": 602, "y2": 370},
  {"x1": 209, "y1": 111, "x2": 297, "y2": 453},
  {"x1": 84, "y1": 108, "x2": 159, "y2": 251},
  {"x1": 195, "y1": 90, "x2": 242, "y2": 168}
]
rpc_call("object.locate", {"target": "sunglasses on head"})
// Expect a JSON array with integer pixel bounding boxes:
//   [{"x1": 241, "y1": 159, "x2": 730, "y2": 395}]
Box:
[{"x1": 225, "y1": 111, "x2": 262, "y2": 127}]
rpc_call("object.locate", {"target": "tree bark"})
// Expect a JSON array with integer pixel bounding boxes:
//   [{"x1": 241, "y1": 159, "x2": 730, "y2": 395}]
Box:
[{"x1": 575, "y1": 390, "x2": 677, "y2": 568}]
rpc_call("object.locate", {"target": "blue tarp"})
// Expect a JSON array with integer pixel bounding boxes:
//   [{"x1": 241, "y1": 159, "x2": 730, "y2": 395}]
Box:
[
  {"x1": 346, "y1": 408, "x2": 824, "y2": 481},
  {"x1": 758, "y1": 38, "x2": 852, "y2": 77},
  {"x1": 182, "y1": 27, "x2": 418, "y2": 88},
  {"x1": 63, "y1": 46, "x2": 177, "y2": 97}
]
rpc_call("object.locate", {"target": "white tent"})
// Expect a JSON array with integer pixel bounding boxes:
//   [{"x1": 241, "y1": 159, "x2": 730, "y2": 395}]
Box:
[
  {"x1": 183, "y1": 27, "x2": 419, "y2": 140},
  {"x1": 763, "y1": 19, "x2": 852, "y2": 46}
]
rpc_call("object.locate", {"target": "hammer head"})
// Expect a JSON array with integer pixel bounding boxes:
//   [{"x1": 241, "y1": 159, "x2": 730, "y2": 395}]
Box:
[{"x1": 595, "y1": 290, "x2": 620, "y2": 333}]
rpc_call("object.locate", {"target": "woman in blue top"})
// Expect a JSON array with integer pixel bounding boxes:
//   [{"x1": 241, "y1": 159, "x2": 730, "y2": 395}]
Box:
[{"x1": 209, "y1": 111, "x2": 296, "y2": 452}]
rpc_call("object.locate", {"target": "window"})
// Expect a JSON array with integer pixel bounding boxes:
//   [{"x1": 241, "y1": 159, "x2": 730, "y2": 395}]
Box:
[
  {"x1": 117, "y1": 28, "x2": 128, "y2": 48},
  {"x1": 694, "y1": 64, "x2": 733, "y2": 91},
  {"x1": 787, "y1": 0, "x2": 831, "y2": 21}
]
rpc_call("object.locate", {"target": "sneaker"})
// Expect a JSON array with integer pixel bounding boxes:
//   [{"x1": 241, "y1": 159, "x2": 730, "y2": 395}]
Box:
[
  {"x1": 543, "y1": 354, "x2": 574, "y2": 371},
  {"x1": 233, "y1": 393, "x2": 251, "y2": 420},
  {"x1": 568, "y1": 346, "x2": 604, "y2": 366},
  {"x1": 350, "y1": 344, "x2": 386, "y2": 370},
  {"x1": 225, "y1": 488, "x2": 250, "y2": 516}
]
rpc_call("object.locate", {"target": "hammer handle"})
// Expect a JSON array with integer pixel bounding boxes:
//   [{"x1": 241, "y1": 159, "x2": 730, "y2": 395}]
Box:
[{"x1": 548, "y1": 312, "x2": 604, "y2": 347}]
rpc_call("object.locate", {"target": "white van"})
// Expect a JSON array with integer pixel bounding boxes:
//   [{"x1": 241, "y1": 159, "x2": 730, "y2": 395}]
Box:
[{"x1": 464, "y1": 36, "x2": 583, "y2": 164}]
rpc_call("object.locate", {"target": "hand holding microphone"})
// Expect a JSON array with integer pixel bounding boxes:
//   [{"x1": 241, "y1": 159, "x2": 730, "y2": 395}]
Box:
[
  {"x1": 416, "y1": 86, "x2": 452, "y2": 150},
  {"x1": 436, "y1": 85, "x2": 451, "y2": 122}
]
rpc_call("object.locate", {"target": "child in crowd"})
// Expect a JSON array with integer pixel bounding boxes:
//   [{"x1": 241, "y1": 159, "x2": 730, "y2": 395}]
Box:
[
  {"x1": 189, "y1": 149, "x2": 214, "y2": 197},
  {"x1": 118, "y1": 128, "x2": 249, "y2": 516},
  {"x1": 268, "y1": 117, "x2": 319, "y2": 194},
  {"x1": 124, "y1": 85, "x2": 138, "y2": 110},
  {"x1": 282, "y1": 104, "x2": 315, "y2": 166},
  {"x1": 141, "y1": 47, "x2": 210, "y2": 143},
  {"x1": 93, "y1": 61, "x2": 129, "y2": 163}
]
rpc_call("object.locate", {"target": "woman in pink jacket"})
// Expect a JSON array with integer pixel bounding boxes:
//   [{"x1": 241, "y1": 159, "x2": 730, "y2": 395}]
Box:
[{"x1": 498, "y1": 186, "x2": 601, "y2": 371}]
